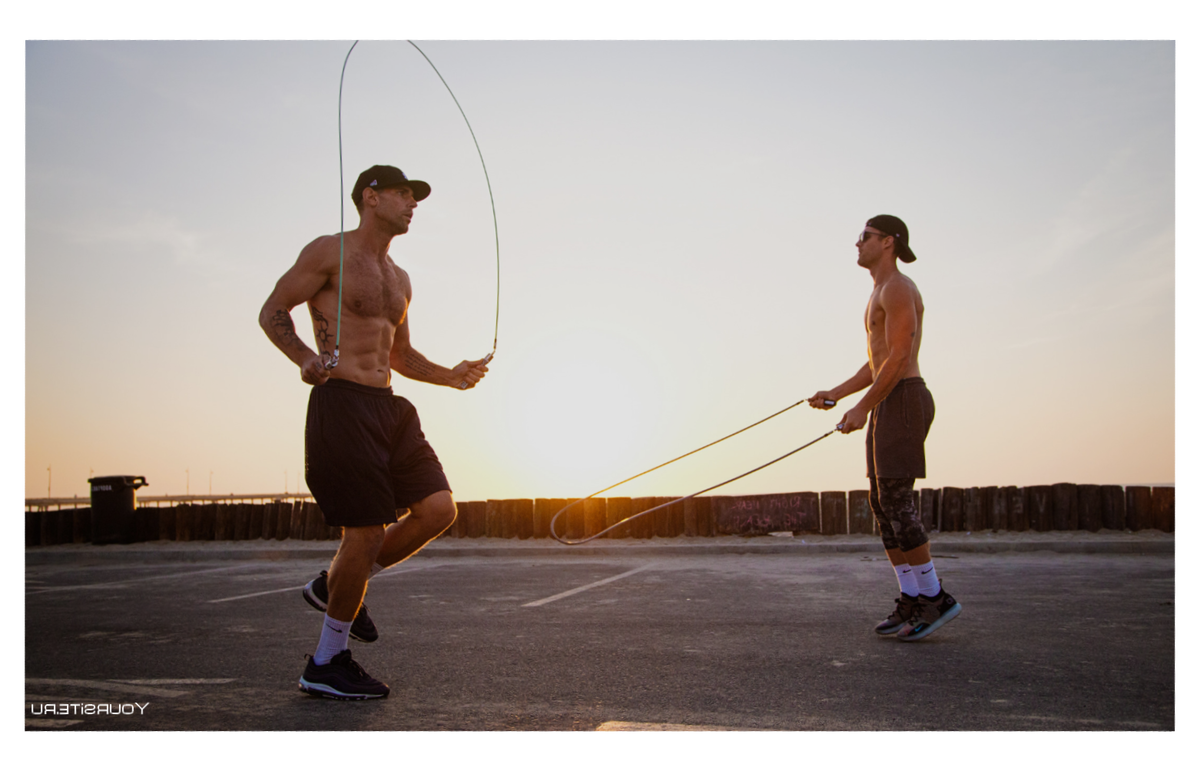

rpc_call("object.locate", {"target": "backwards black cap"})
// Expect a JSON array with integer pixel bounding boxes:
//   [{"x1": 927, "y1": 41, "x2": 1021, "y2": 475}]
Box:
[
  {"x1": 352, "y1": 165, "x2": 431, "y2": 207},
  {"x1": 867, "y1": 214, "x2": 916, "y2": 263}
]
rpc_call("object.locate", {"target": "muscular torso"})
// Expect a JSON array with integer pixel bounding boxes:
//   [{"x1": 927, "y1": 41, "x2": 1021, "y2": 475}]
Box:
[
  {"x1": 865, "y1": 272, "x2": 924, "y2": 380},
  {"x1": 307, "y1": 234, "x2": 410, "y2": 388}
]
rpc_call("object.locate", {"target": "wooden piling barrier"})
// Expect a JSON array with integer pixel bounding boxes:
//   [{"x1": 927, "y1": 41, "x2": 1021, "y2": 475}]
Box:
[
  {"x1": 789, "y1": 492, "x2": 821, "y2": 536},
  {"x1": 1052, "y1": 483, "x2": 1078, "y2": 531},
  {"x1": 214, "y1": 504, "x2": 233, "y2": 541},
  {"x1": 848, "y1": 490, "x2": 872, "y2": 534},
  {"x1": 1150, "y1": 487, "x2": 1174, "y2": 532},
  {"x1": 1077, "y1": 485, "x2": 1102, "y2": 532},
  {"x1": 245, "y1": 504, "x2": 262, "y2": 540},
  {"x1": 511, "y1": 499, "x2": 534, "y2": 539},
  {"x1": 630, "y1": 497, "x2": 656, "y2": 539},
  {"x1": 963, "y1": 488, "x2": 983, "y2": 532},
  {"x1": 302, "y1": 502, "x2": 324, "y2": 540},
  {"x1": 26, "y1": 511, "x2": 40, "y2": 547},
  {"x1": 652, "y1": 496, "x2": 675, "y2": 538},
  {"x1": 983, "y1": 486, "x2": 1005, "y2": 531},
  {"x1": 820, "y1": 491, "x2": 847, "y2": 535},
  {"x1": 23, "y1": 482, "x2": 1173, "y2": 546},
  {"x1": 73, "y1": 507, "x2": 93, "y2": 544},
  {"x1": 459, "y1": 501, "x2": 484, "y2": 538},
  {"x1": 484, "y1": 500, "x2": 503, "y2": 538},
  {"x1": 940, "y1": 487, "x2": 963, "y2": 532},
  {"x1": 499, "y1": 499, "x2": 518, "y2": 539},
  {"x1": 1125, "y1": 486, "x2": 1151, "y2": 531},
  {"x1": 605, "y1": 497, "x2": 633, "y2": 538},
  {"x1": 682, "y1": 497, "x2": 715, "y2": 537},
  {"x1": 1100, "y1": 485, "x2": 1125, "y2": 530},
  {"x1": 919, "y1": 488, "x2": 939, "y2": 533},
  {"x1": 1004, "y1": 486, "x2": 1027, "y2": 532},
  {"x1": 583, "y1": 497, "x2": 607, "y2": 539},
  {"x1": 1026, "y1": 486, "x2": 1053, "y2": 532},
  {"x1": 529, "y1": 499, "x2": 554, "y2": 539},
  {"x1": 695, "y1": 497, "x2": 716, "y2": 537},
  {"x1": 40, "y1": 511, "x2": 64, "y2": 546}
]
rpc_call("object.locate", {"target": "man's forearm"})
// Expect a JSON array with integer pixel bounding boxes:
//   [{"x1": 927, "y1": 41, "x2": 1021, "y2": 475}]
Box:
[
  {"x1": 395, "y1": 349, "x2": 453, "y2": 386},
  {"x1": 261, "y1": 307, "x2": 316, "y2": 366},
  {"x1": 830, "y1": 364, "x2": 874, "y2": 402}
]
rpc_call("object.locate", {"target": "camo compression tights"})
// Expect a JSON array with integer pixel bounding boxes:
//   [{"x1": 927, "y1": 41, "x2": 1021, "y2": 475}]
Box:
[{"x1": 869, "y1": 476, "x2": 928, "y2": 553}]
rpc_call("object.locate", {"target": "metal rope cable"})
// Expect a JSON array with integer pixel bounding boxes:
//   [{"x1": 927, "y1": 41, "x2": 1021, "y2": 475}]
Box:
[
  {"x1": 549, "y1": 402, "x2": 842, "y2": 545},
  {"x1": 332, "y1": 40, "x2": 500, "y2": 374},
  {"x1": 403, "y1": 36, "x2": 496, "y2": 384},
  {"x1": 329, "y1": 40, "x2": 359, "y2": 369}
]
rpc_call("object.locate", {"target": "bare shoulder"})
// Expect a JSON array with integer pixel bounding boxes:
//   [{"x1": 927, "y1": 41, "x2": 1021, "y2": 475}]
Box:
[
  {"x1": 295, "y1": 234, "x2": 342, "y2": 274},
  {"x1": 881, "y1": 271, "x2": 922, "y2": 306}
]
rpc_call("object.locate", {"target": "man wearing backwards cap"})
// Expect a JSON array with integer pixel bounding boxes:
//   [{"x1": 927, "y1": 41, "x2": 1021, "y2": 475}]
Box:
[
  {"x1": 259, "y1": 164, "x2": 490, "y2": 699},
  {"x1": 808, "y1": 215, "x2": 961, "y2": 642}
]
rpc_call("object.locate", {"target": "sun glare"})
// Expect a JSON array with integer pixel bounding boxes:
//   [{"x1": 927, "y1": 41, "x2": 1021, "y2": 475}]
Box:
[{"x1": 497, "y1": 327, "x2": 666, "y2": 497}]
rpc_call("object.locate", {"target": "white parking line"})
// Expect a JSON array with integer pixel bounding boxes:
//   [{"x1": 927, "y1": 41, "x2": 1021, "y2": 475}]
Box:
[
  {"x1": 596, "y1": 721, "x2": 741, "y2": 731},
  {"x1": 206, "y1": 563, "x2": 440, "y2": 604},
  {"x1": 207, "y1": 585, "x2": 305, "y2": 604},
  {"x1": 25, "y1": 679, "x2": 189, "y2": 698},
  {"x1": 25, "y1": 565, "x2": 258, "y2": 596},
  {"x1": 522, "y1": 565, "x2": 654, "y2": 607}
]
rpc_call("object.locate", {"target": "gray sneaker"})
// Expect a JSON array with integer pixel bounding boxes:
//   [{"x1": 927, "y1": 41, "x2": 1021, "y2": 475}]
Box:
[
  {"x1": 875, "y1": 593, "x2": 919, "y2": 635},
  {"x1": 897, "y1": 588, "x2": 962, "y2": 641}
]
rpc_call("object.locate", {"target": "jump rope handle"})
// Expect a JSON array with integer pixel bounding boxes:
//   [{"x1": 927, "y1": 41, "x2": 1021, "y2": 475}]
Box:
[
  {"x1": 458, "y1": 352, "x2": 494, "y2": 390},
  {"x1": 823, "y1": 399, "x2": 845, "y2": 431}
]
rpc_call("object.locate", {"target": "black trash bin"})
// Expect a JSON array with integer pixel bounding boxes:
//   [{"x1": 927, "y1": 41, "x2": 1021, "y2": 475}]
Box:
[{"x1": 88, "y1": 476, "x2": 149, "y2": 545}]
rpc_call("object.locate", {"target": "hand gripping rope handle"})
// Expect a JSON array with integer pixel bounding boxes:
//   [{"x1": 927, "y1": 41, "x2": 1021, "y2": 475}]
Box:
[
  {"x1": 549, "y1": 399, "x2": 840, "y2": 545},
  {"x1": 332, "y1": 40, "x2": 500, "y2": 379}
]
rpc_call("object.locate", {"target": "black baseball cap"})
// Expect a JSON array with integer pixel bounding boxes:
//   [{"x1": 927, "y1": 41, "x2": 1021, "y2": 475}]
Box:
[
  {"x1": 352, "y1": 165, "x2": 431, "y2": 206},
  {"x1": 866, "y1": 214, "x2": 916, "y2": 263}
]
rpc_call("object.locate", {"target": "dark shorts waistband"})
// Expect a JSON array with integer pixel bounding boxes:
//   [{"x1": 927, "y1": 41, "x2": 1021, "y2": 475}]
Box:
[{"x1": 316, "y1": 378, "x2": 394, "y2": 398}]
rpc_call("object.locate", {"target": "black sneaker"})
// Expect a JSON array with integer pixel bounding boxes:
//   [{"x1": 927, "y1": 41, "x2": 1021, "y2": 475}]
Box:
[
  {"x1": 298, "y1": 650, "x2": 389, "y2": 700},
  {"x1": 897, "y1": 587, "x2": 962, "y2": 642},
  {"x1": 303, "y1": 570, "x2": 379, "y2": 643},
  {"x1": 874, "y1": 593, "x2": 919, "y2": 635}
]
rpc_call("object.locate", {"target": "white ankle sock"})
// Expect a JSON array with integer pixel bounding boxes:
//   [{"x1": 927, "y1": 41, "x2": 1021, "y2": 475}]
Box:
[
  {"x1": 313, "y1": 614, "x2": 352, "y2": 665},
  {"x1": 912, "y1": 561, "x2": 940, "y2": 597},
  {"x1": 368, "y1": 563, "x2": 385, "y2": 580},
  {"x1": 894, "y1": 564, "x2": 918, "y2": 596}
]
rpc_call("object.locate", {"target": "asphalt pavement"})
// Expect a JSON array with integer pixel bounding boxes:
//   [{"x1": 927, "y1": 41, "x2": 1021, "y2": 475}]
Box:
[{"x1": 25, "y1": 531, "x2": 1174, "y2": 731}]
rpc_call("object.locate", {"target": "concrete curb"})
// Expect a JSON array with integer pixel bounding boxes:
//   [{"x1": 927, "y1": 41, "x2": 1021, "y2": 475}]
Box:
[{"x1": 24, "y1": 531, "x2": 1174, "y2": 565}]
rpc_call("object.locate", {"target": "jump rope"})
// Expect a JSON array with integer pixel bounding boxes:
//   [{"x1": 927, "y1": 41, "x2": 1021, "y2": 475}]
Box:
[{"x1": 334, "y1": 41, "x2": 845, "y2": 544}]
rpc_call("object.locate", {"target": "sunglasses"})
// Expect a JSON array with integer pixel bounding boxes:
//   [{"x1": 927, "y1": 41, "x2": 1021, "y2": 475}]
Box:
[{"x1": 858, "y1": 230, "x2": 889, "y2": 243}]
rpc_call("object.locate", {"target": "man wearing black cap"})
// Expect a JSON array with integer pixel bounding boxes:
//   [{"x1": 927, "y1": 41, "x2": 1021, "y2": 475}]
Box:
[
  {"x1": 259, "y1": 164, "x2": 490, "y2": 698},
  {"x1": 808, "y1": 215, "x2": 961, "y2": 642}
]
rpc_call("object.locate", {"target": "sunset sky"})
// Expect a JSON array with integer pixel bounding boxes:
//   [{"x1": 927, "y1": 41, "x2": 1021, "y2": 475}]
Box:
[{"x1": 20, "y1": 34, "x2": 1177, "y2": 503}]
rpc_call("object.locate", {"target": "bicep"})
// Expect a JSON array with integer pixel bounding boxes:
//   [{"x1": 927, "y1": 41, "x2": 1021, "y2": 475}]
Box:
[{"x1": 882, "y1": 287, "x2": 918, "y2": 357}]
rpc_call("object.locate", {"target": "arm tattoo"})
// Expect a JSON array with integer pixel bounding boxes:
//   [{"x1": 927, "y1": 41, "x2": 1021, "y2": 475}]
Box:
[
  {"x1": 311, "y1": 308, "x2": 332, "y2": 354},
  {"x1": 404, "y1": 350, "x2": 439, "y2": 379},
  {"x1": 270, "y1": 310, "x2": 304, "y2": 352}
]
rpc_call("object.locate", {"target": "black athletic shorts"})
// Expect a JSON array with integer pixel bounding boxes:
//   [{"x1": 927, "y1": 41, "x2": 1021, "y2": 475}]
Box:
[
  {"x1": 304, "y1": 378, "x2": 451, "y2": 528},
  {"x1": 866, "y1": 377, "x2": 935, "y2": 479}
]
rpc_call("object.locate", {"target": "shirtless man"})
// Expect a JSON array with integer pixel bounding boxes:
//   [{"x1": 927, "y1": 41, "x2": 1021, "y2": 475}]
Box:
[
  {"x1": 260, "y1": 164, "x2": 490, "y2": 698},
  {"x1": 808, "y1": 215, "x2": 960, "y2": 642}
]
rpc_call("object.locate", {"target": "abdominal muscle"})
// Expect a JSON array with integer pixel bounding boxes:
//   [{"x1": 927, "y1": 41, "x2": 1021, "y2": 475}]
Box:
[{"x1": 309, "y1": 300, "x2": 398, "y2": 389}]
